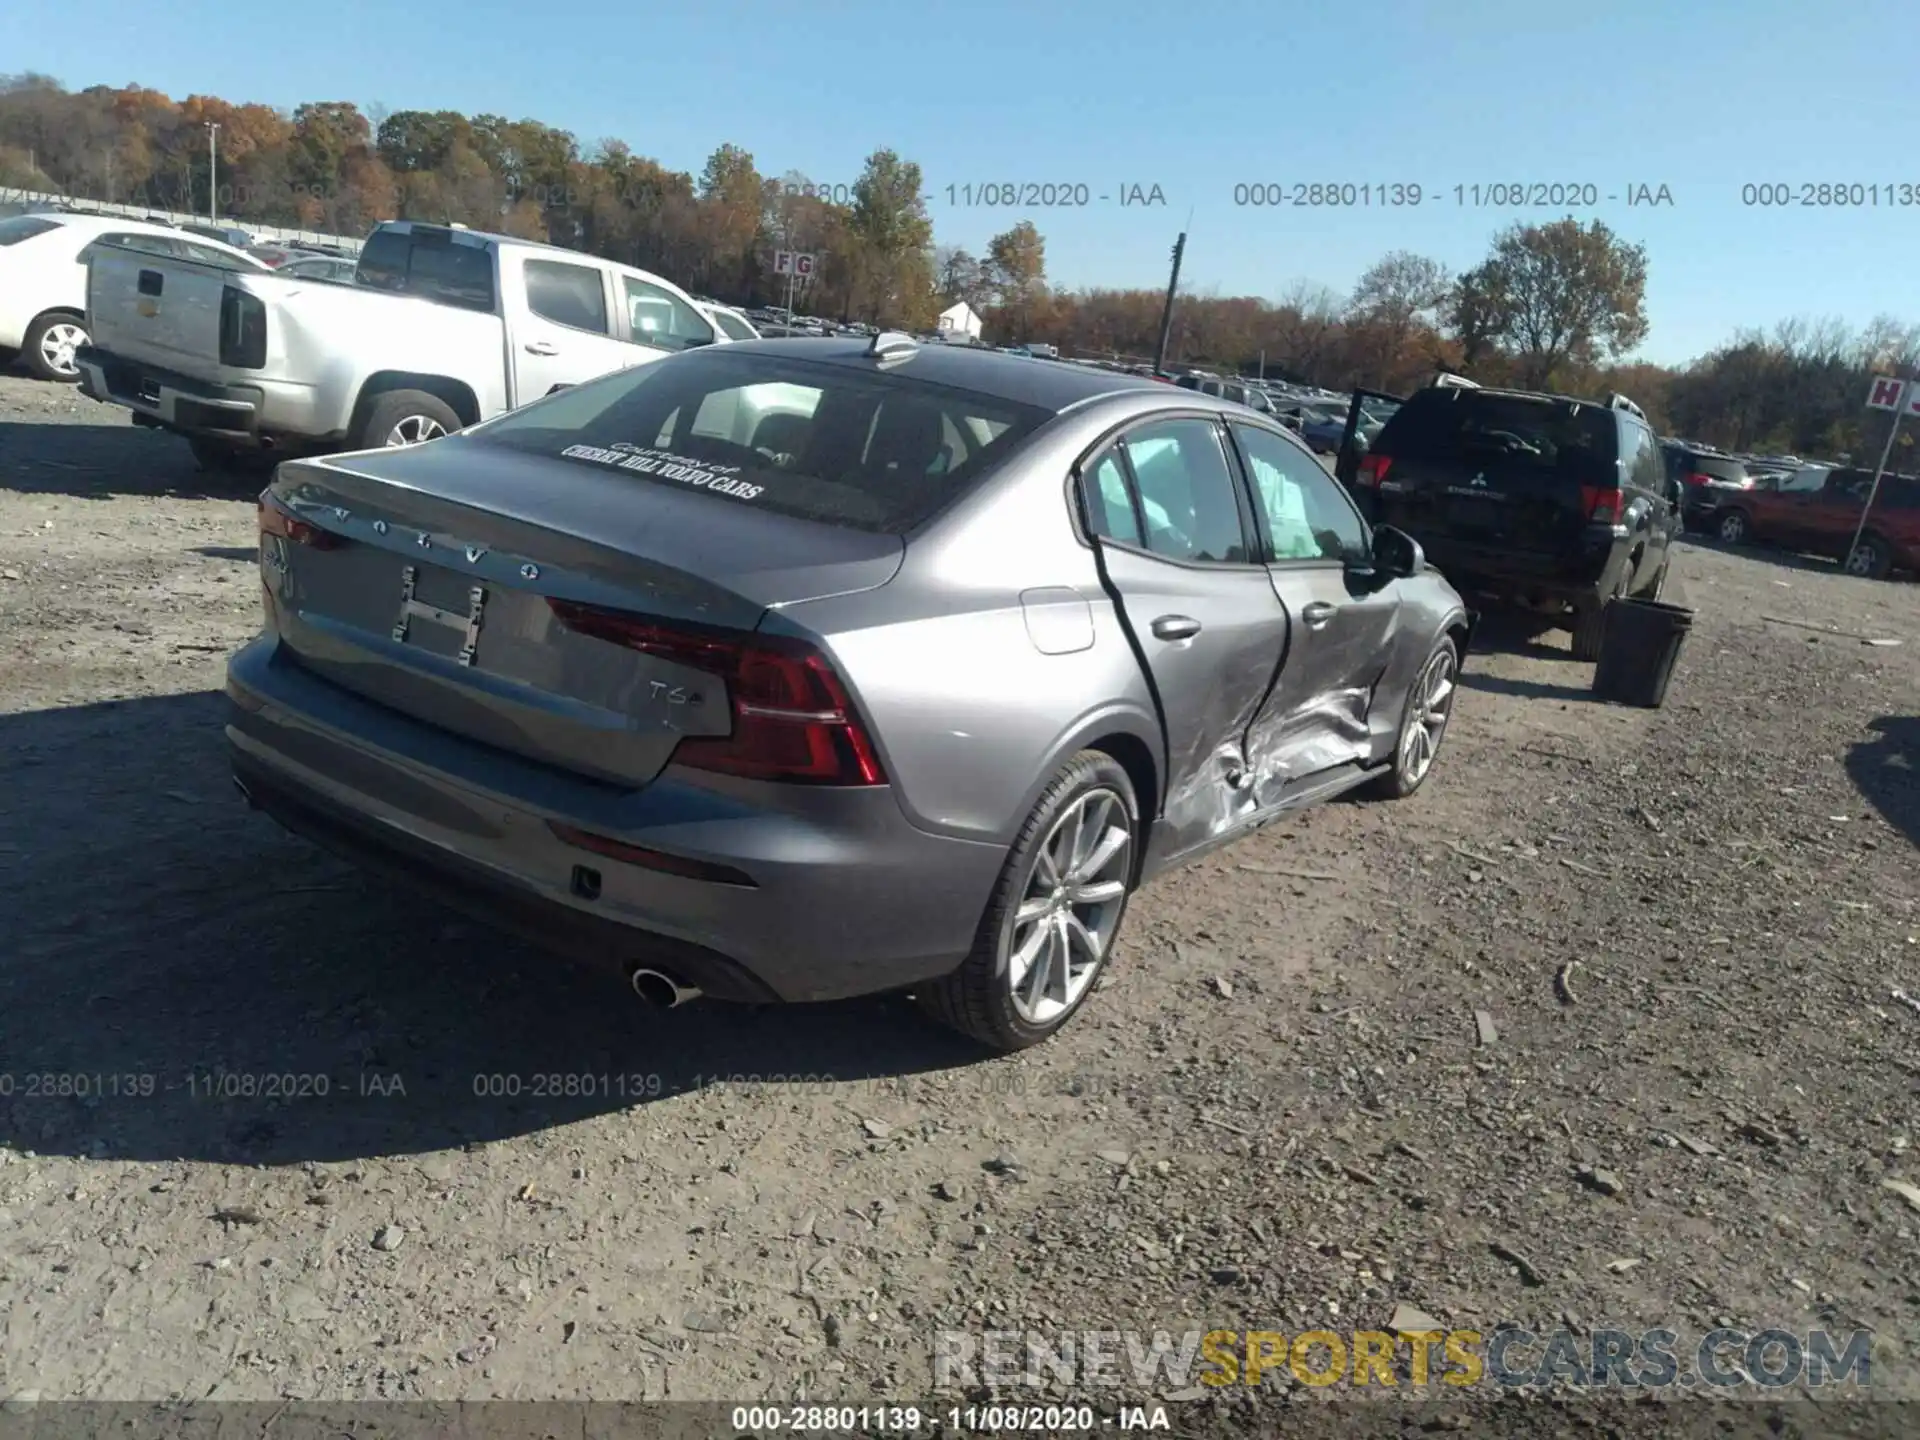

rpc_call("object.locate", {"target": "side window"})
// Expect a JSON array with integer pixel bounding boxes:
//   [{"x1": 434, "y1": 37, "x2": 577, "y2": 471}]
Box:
[
  {"x1": 180, "y1": 241, "x2": 240, "y2": 267},
  {"x1": 623, "y1": 276, "x2": 714, "y2": 352},
  {"x1": 1079, "y1": 448, "x2": 1143, "y2": 545},
  {"x1": 1633, "y1": 428, "x2": 1666, "y2": 495},
  {"x1": 104, "y1": 231, "x2": 177, "y2": 256},
  {"x1": 1231, "y1": 423, "x2": 1370, "y2": 564},
  {"x1": 524, "y1": 259, "x2": 609, "y2": 335},
  {"x1": 1118, "y1": 419, "x2": 1250, "y2": 564},
  {"x1": 1616, "y1": 419, "x2": 1649, "y2": 490}
]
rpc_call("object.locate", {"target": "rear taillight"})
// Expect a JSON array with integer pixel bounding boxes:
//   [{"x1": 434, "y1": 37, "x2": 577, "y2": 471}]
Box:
[
  {"x1": 1357, "y1": 453, "x2": 1393, "y2": 487},
  {"x1": 258, "y1": 492, "x2": 342, "y2": 549},
  {"x1": 1682, "y1": 472, "x2": 1716, "y2": 487},
  {"x1": 219, "y1": 286, "x2": 267, "y2": 368},
  {"x1": 545, "y1": 601, "x2": 886, "y2": 786},
  {"x1": 1580, "y1": 485, "x2": 1623, "y2": 524}
]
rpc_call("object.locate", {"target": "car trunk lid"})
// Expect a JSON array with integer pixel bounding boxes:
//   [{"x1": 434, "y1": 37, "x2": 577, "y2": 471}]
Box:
[{"x1": 259, "y1": 443, "x2": 903, "y2": 787}]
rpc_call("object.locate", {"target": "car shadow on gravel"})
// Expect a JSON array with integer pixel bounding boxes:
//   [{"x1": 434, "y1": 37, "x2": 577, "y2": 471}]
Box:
[
  {"x1": 0, "y1": 420, "x2": 258, "y2": 502},
  {"x1": 1847, "y1": 715, "x2": 1920, "y2": 847},
  {"x1": 1459, "y1": 607, "x2": 1578, "y2": 664},
  {"x1": 0, "y1": 689, "x2": 984, "y2": 1167}
]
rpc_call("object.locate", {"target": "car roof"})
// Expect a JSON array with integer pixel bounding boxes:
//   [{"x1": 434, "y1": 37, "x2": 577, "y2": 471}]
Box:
[
  {"x1": 1411, "y1": 381, "x2": 1628, "y2": 413},
  {"x1": 38, "y1": 214, "x2": 183, "y2": 238},
  {"x1": 717, "y1": 337, "x2": 1164, "y2": 413}
]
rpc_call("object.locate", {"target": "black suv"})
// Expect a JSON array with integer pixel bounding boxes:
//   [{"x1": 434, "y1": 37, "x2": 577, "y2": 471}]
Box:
[
  {"x1": 1661, "y1": 443, "x2": 1751, "y2": 531},
  {"x1": 1336, "y1": 383, "x2": 1683, "y2": 661}
]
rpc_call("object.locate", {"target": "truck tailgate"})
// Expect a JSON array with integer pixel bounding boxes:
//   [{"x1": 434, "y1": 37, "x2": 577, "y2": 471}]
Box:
[{"x1": 84, "y1": 244, "x2": 236, "y2": 373}]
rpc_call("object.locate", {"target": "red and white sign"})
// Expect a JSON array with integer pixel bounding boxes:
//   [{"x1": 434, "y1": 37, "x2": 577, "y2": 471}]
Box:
[
  {"x1": 793, "y1": 252, "x2": 816, "y2": 278},
  {"x1": 1866, "y1": 374, "x2": 1909, "y2": 410}
]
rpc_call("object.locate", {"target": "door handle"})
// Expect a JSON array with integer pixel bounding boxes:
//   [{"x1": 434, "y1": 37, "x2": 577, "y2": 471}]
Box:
[
  {"x1": 1150, "y1": 614, "x2": 1202, "y2": 641},
  {"x1": 1301, "y1": 602, "x2": 1337, "y2": 628},
  {"x1": 524, "y1": 341, "x2": 559, "y2": 356}
]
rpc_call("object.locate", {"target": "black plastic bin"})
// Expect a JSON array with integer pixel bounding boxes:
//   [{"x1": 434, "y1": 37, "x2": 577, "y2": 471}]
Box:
[{"x1": 1592, "y1": 597, "x2": 1693, "y2": 708}]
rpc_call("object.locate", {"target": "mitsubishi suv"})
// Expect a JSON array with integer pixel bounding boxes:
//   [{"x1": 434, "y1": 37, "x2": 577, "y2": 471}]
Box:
[{"x1": 1338, "y1": 382, "x2": 1683, "y2": 661}]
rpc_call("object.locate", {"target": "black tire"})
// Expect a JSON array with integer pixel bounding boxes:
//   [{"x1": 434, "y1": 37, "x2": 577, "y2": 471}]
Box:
[
  {"x1": 1642, "y1": 557, "x2": 1670, "y2": 600},
  {"x1": 1366, "y1": 636, "x2": 1460, "y2": 800},
  {"x1": 354, "y1": 389, "x2": 462, "y2": 451},
  {"x1": 1571, "y1": 565, "x2": 1632, "y2": 662},
  {"x1": 22, "y1": 312, "x2": 88, "y2": 382},
  {"x1": 1845, "y1": 532, "x2": 1894, "y2": 581},
  {"x1": 916, "y1": 750, "x2": 1138, "y2": 1053},
  {"x1": 1715, "y1": 508, "x2": 1750, "y2": 545}
]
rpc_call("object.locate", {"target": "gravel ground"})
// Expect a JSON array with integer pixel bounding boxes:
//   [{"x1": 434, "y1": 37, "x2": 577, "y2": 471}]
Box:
[{"x1": 1, "y1": 371, "x2": 1917, "y2": 1435}]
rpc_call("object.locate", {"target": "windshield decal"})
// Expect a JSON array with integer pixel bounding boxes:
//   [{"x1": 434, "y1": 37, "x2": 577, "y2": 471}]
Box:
[{"x1": 560, "y1": 443, "x2": 765, "y2": 500}]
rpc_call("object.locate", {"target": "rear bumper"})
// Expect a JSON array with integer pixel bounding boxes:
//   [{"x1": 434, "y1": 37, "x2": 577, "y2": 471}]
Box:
[
  {"x1": 224, "y1": 635, "x2": 1005, "y2": 1003},
  {"x1": 1418, "y1": 530, "x2": 1627, "y2": 602},
  {"x1": 74, "y1": 344, "x2": 343, "y2": 448}
]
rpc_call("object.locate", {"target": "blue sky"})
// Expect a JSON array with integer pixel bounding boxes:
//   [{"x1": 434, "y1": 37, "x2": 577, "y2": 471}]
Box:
[{"x1": 20, "y1": 0, "x2": 1909, "y2": 364}]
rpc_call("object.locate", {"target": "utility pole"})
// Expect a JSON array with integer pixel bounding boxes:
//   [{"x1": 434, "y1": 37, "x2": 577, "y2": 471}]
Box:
[
  {"x1": 1153, "y1": 232, "x2": 1186, "y2": 377},
  {"x1": 207, "y1": 122, "x2": 220, "y2": 222}
]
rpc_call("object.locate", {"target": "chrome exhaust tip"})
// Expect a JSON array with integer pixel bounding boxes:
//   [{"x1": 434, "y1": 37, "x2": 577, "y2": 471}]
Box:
[{"x1": 630, "y1": 967, "x2": 702, "y2": 1009}]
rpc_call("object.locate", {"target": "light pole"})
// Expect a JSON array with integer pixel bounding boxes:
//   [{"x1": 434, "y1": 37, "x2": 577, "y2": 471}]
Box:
[{"x1": 207, "y1": 123, "x2": 220, "y2": 222}]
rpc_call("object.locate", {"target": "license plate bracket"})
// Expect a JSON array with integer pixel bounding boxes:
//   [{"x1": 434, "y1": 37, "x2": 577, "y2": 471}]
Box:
[{"x1": 391, "y1": 564, "x2": 487, "y2": 667}]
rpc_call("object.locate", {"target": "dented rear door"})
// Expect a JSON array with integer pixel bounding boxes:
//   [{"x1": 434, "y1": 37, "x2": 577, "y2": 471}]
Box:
[{"x1": 1228, "y1": 421, "x2": 1402, "y2": 807}]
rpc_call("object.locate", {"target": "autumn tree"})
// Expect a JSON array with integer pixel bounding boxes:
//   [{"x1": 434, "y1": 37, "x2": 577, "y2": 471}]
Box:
[
  {"x1": 934, "y1": 245, "x2": 992, "y2": 309},
  {"x1": 984, "y1": 221, "x2": 1046, "y2": 337},
  {"x1": 1348, "y1": 250, "x2": 1450, "y2": 390},
  {"x1": 695, "y1": 143, "x2": 766, "y2": 297},
  {"x1": 1468, "y1": 219, "x2": 1649, "y2": 389},
  {"x1": 847, "y1": 148, "x2": 934, "y2": 326}
]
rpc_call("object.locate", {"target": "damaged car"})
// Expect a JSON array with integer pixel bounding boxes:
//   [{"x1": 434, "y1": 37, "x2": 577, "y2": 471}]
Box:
[{"x1": 227, "y1": 334, "x2": 1472, "y2": 1051}]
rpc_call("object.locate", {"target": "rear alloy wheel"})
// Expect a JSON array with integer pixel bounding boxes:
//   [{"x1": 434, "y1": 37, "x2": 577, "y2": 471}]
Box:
[
  {"x1": 1845, "y1": 533, "x2": 1893, "y2": 581},
  {"x1": 917, "y1": 751, "x2": 1137, "y2": 1052},
  {"x1": 355, "y1": 389, "x2": 461, "y2": 451},
  {"x1": 1716, "y1": 509, "x2": 1750, "y2": 545},
  {"x1": 23, "y1": 313, "x2": 88, "y2": 383},
  {"x1": 1368, "y1": 637, "x2": 1458, "y2": 799}
]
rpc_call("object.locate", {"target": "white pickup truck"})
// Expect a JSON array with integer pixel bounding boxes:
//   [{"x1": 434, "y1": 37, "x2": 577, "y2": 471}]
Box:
[{"x1": 76, "y1": 220, "x2": 722, "y2": 470}]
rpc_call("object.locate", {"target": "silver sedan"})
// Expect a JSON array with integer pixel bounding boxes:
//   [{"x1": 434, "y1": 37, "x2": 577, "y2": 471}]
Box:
[{"x1": 229, "y1": 336, "x2": 1472, "y2": 1050}]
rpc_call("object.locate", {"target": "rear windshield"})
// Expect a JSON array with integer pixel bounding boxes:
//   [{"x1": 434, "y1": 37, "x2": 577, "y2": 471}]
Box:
[
  {"x1": 468, "y1": 349, "x2": 1052, "y2": 534},
  {"x1": 1379, "y1": 390, "x2": 1617, "y2": 472},
  {"x1": 356, "y1": 227, "x2": 495, "y2": 312},
  {"x1": 0, "y1": 215, "x2": 60, "y2": 247},
  {"x1": 1679, "y1": 452, "x2": 1748, "y2": 483}
]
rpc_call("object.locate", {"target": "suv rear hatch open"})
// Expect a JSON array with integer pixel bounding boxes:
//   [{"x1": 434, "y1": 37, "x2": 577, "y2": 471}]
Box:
[{"x1": 1352, "y1": 387, "x2": 1621, "y2": 561}]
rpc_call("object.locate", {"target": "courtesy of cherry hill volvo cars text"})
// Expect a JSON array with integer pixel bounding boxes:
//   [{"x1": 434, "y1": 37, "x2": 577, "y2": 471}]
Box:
[{"x1": 228, "y1": 334, "x2": 1470, "y2": 1051}]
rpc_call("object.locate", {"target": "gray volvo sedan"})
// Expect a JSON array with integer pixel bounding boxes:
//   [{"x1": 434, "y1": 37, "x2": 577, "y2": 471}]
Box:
[{"x1": 229, "y1": 334, "x2": 1471, "y2": 1050}]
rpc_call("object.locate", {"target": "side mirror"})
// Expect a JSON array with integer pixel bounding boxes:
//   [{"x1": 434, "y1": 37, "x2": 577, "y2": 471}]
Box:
[{"x1": 1372, "y1": 524, "x2": 1423, "y2": 580}]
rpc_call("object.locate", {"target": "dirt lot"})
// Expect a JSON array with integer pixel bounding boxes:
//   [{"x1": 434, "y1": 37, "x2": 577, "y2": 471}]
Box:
[{"x1": 2, "y1": 371, "x2": 1918, "y2": 1433}]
